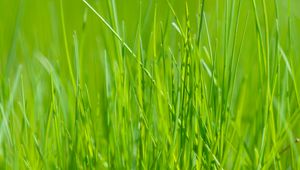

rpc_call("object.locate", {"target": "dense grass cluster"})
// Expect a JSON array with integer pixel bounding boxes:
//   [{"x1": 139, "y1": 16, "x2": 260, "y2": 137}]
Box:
[{"x1": 1, "y1": 0, "x2": 300, "y2": 169}]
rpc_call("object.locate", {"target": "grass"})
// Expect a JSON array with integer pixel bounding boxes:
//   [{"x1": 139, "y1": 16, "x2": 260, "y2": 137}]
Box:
[{"x1": 1, "y1": 0, "x2": 300, "y2": 169}]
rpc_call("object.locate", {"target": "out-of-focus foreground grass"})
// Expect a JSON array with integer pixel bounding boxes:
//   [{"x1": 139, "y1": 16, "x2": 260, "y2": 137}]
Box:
[{"x1": 1, "y1": 0, "x2": 300, "y2": 169}]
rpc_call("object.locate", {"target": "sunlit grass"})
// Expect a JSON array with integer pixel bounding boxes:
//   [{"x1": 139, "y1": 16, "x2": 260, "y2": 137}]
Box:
[{"x1": 0, "y1": 0, "x2": 300, "y2": 169}]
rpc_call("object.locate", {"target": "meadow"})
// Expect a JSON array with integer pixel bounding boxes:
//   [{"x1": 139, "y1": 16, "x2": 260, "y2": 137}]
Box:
[{"x1": 1, "y1": 0, "x2": 300, "y2": 169}]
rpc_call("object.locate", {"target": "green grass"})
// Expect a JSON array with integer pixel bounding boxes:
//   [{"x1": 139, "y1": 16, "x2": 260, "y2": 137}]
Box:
[{"x1": 1, "y1": 0, "x2": 300, "y2": 169}]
